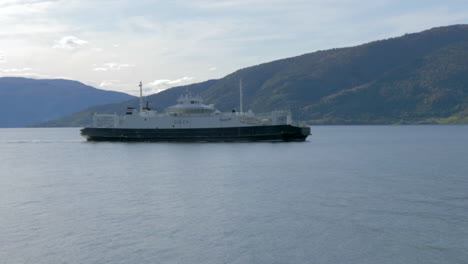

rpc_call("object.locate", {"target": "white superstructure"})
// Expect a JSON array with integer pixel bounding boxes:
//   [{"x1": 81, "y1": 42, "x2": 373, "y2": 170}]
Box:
[{"x1": 92, "y1": 91, "x2": 295, "y2": 129}]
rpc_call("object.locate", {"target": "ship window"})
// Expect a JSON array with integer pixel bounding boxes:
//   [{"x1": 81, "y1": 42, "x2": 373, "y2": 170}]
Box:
[{"x1": 191, "y1": 101, "x2": 195, "y2": 104}]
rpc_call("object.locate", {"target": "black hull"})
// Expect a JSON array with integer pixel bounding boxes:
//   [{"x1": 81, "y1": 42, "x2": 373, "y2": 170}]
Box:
[{"x1": 80, "y1": 125, "x2": 310, "y2": 142}]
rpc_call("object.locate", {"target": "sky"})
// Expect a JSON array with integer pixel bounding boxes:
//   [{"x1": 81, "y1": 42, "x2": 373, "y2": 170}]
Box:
[{"x1": 0, "y1": 0, "x2": 467, "y2": 95}]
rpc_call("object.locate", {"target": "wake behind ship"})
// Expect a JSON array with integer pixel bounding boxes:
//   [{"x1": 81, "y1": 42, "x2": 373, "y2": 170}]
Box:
[{"x1": 80, "y1": 82, "x2": 310, "y2": 142}]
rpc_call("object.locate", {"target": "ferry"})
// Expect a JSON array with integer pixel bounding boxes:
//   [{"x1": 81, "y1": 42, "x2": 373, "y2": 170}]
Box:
[{"x1": 80, "y1": 82, "x2": 310, "y2": 142}]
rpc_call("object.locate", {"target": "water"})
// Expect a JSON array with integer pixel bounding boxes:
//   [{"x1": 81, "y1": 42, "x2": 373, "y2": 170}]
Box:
[{"x1": 1, "y1": 126, "x2": 467, "y2": 264}]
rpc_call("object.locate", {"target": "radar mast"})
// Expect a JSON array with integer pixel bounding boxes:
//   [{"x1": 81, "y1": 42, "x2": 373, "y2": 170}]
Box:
[{"x1": 139, "y1": 81, "x2": 143, "y2": 112}]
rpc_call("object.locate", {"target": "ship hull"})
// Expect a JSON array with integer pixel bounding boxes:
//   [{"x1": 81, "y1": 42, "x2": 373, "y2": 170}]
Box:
[{"x1": 81, "y1": 125, "x2": 310, "y2": 142}]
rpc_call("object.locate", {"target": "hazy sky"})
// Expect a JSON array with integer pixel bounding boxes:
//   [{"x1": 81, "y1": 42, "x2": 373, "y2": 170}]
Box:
[{"x1": 1, "y1": 0, "x2": 467, "y2": 95}]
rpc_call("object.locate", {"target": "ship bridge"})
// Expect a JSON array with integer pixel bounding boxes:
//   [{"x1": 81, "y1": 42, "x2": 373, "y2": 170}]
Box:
[{"x1": 166, "y1": 93, "x2": 217, "y2": 116}]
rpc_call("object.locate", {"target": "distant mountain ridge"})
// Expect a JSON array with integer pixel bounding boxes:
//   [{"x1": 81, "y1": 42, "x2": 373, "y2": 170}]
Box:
[
  {"x1": 42, "y1": 25, "x2": 468, "y2": 126},
  {"x1": 0, "y1": 77, "x2": 134, "y2": 127}
]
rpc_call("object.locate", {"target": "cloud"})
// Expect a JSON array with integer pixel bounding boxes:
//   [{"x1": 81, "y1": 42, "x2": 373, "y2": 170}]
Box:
[
  {"x1": 0, "y1": 0, "x2": 68, "y2": 36},
  {"x1": 0, "y1": 67, "x2": 33, "y2": 73},
  {"x1": 121, "y1": 16, "x2": 157, "y2": 32},
  {"x1": 0, "y1": 24, "x2": 67, "y2": 37},
  {"x1": 96, "y1": 79, "x2": 142, "y2": 95},
  {"x1": 147, "y1": 79, "x2": 171, "y2": 86},
  {"x1": 209, "y1": 67, "x2": 217, "y2": 71},
  {"x1": 148, "y1": 76, "x2": 194, "y2": 87},
  {"x1": 0, "y1": 67, "x2": 51, "y2": 78},
  {"x1": 0, "y1": 0, "x2": 55, "y2": 16},
  {"x1": 93, "y1": 62, "x2": 135, "y2": 72},
  {"x1": 99, "y1": 80, "x2": 120, "y2": 87},
  {"x1": 53, "y1": 36, "x2": 89, "y2": 50},
  {"x1": 93, "y1": 67, "x2": 108, "y2": 71},
  {"x1": 0, "y1": 52, "x2": 6, "y2": 63},
  {"x1": 145, "y1": 76, "x2": 195, "y2": 94},
  {"x1": 103, "y1": 62, "x2": 135, "y2": 70}
]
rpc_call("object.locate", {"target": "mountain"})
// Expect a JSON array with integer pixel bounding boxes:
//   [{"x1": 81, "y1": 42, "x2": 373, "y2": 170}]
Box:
[
  {"x1": 41, "y1": 25, "x2": 468, "y2": 126},
  {"x1": 0, "y1": 77, "x2": 134, "y2": 127}
]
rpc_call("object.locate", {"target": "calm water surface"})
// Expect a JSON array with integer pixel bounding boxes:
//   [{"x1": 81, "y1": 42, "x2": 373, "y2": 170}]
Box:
[{"x1": 1, "y1": 126, "x2": 467, "y2": 264}]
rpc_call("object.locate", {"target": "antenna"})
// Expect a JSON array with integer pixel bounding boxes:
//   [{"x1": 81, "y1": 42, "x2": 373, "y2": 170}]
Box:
[
  {"x1": 239, "y1": 78, "x2": 243, "y2": 114},
  {"x1": 139, "y1": 81, "x2": 143, "y2": 112}
]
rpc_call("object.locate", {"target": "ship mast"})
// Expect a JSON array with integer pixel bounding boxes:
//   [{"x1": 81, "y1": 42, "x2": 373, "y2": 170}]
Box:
[
  {"x1": 139, "y1": 81, "x2": 143, "y2": 112},
  {"x1": 239, "y1": 78, "x2": 243, "y2": 115}
]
